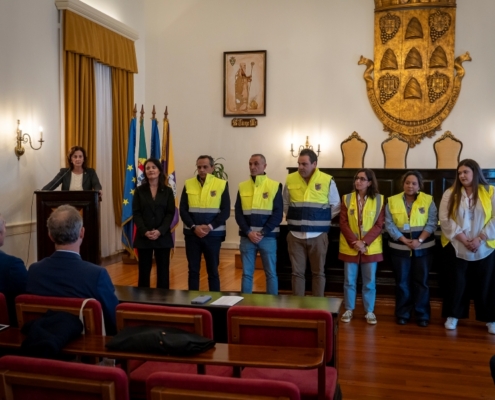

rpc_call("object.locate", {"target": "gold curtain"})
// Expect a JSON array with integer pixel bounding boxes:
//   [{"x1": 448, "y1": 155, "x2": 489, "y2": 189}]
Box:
[
  {"x1": 111, "y1": 68, "x2": 134, "y2": 225},
  {"x1": 63, "y1": 10, "x2": 137, "y2": 224}
]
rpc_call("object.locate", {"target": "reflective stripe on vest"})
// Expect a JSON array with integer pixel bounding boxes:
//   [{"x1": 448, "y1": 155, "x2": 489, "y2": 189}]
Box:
[
  {"x1": 339, "y1": 192, "x2": 384, "y2": 256},
  {"x1": 184, "y1": 174, "x2": 227, "y2": 235},
  {"x1": 441, "y1": 185, "x2": 495, "y2": 248},
  {"x1": 285, "y1": 169, "x2": 332, "y2": 232},
  {"x1": 388, "y1": 192, "x2": 434, "y2": 253},
  {"x1": 238, "y1": 175, "x2": 280, "y2": 236}
]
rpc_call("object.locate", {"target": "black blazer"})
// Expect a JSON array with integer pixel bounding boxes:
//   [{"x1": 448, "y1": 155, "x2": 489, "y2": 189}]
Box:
[
  {"x1": 42, "y1": 168, "x2": 102, "y2": 191},
  {"x1": 132, "y1": 184, "x2": 175, "y2": 249}
]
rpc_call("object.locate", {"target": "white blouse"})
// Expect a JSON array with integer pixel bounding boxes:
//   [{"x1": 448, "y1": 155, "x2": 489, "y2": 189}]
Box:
[
  {"x1": 439, "y1": 187, "x2": 495, "y2": 261},
  {"x1": 69, "y1": 172, "x2": 84, "y2": 191}
]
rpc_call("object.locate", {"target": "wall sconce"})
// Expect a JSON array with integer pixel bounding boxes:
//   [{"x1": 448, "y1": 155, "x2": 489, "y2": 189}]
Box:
[
  {"x1": 290, "y1": 136, "x2": 321, "y2": 158},
  {"x1": 15, "y1": 119, "x2": 44, "y2": 160}
]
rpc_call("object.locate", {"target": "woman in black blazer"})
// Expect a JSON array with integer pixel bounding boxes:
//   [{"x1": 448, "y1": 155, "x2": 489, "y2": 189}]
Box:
[
  {"x1": 132, "y1": 158, "x2": 176, "y2": 288},
  {"x1": 42, "y1": 146, "x2": 102, "y2": 195}
]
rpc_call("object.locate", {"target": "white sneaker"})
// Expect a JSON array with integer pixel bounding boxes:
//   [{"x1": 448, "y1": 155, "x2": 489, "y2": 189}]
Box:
[
  {"x1": 365, "y1": 312, "x2": 377, "y2": 325},
  {"x1": 341, "y1": 310, "x2": 353, "y2": 323},
  {"x1": 444, "y1": 317, "x2": 458, "y2": 330},
  {"x1": 487, "y1": 322, "x2": 495, "y2": 334}
]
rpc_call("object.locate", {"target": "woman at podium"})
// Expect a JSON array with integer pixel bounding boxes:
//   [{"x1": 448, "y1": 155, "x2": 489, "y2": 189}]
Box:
[
  {"x1": 132, "y1": 158, "x2": 175, "y2": 289},
  {"x1": 42, "y1": 146, "x2": 102, "y2": 195}
]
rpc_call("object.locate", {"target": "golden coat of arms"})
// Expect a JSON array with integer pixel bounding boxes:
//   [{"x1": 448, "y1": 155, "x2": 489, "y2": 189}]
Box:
[{"x1": 359, "y1": 0, "x2": 471, "y2": 147}]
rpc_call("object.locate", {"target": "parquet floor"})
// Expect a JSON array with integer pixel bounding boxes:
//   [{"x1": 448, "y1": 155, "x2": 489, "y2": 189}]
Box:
[{"x1": 104, "y1": 248, "x2": 495, "y2": 399}]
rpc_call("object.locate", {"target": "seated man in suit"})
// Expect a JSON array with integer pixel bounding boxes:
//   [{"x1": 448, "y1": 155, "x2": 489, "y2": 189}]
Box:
[
  {"x1": 27, "y1": 205, "x2": 118, "y2": 334},
  {"x1": 0, "y1": 214, "x2": 27, "y2": 326}
]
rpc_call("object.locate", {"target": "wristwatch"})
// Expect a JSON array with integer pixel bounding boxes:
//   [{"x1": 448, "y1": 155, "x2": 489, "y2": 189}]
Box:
[
  {"x1": 418, "y1": 238, "x2": 424, "y2": 243},
  {"x1": 259, "y1": 229, "x2": 266, "y2": 236}
]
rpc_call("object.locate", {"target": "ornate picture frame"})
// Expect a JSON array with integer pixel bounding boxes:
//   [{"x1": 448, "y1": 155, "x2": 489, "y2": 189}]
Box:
[{"x1": 223, "y1": 50, "x2": 266, "y2": 117}]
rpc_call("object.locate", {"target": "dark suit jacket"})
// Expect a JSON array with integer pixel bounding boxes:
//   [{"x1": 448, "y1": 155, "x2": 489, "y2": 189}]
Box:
[
  {"x1": 26, "y1": 251, "x2": 118, "y2": 335},
  {"x1": 132, "y1": 184, "x2": 175, "y2": 249},
  {"x1": 0, "y1": 250, "x2": 27, "y2": 326},
  {"x1": 42, "y1": 168, "x2": 102, "y2": 191}
]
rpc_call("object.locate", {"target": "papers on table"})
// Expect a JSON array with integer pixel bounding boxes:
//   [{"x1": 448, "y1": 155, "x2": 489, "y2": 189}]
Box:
[{"x1": 210, "y1": 296, "x2": 244, "y2": 306}]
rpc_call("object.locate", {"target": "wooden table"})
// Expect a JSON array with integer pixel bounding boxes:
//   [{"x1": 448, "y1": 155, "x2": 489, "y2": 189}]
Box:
[
  {"x1": 114, "y1": 285, "x2": 343, "y2": 367},
  {"x1": 0, "y1": 328, "x2": 327, "y2": 400}
]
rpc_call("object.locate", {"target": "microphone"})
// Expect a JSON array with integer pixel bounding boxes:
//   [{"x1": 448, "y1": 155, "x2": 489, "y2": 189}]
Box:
[{"x1": 43, "y1": 168, "x2": 72, "y2": 191}]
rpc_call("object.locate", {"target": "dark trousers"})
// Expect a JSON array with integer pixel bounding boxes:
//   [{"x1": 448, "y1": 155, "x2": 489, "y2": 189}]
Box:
[
  {"x1": 185, "y1": 235, "x2": 222, "y2": 291},
  {"x1": 137, "y1": 247, "x2": 171, "y2": 289},
  {"x1": 442, "y1": 243, "x2": 495, "y2": 322},
  {"x1": 391, "y1": 253, "x2": 432, "y2": 321}
]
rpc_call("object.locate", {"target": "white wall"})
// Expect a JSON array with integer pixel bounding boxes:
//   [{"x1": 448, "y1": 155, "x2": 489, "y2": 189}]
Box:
[
  {"x1": 144, "y1": 0, "x2": 495, "y2": 248},
  {"x1": 0, "y1": 0, "x2": 146, "y2": 262}
]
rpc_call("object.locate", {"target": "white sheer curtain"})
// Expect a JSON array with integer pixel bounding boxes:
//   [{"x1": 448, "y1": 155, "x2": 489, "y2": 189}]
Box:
[{"x1": 94, "y1": 61, "x2": 122, "y2": 257}]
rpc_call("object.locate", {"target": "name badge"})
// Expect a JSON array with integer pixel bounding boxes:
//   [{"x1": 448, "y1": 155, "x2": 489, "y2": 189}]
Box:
[{"x1": 403, "y1": 223, "x2": 410, "y2": 231}]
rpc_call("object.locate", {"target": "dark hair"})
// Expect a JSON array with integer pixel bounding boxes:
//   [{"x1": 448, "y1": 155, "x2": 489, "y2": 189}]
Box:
[
  {"x1": 196, "y1": 155, "x2": 214, "y2": 167},
  {"x1": 401, "y1": 170, "x2": 424, "y2": 191},
  {"x1": 142, "y1": 158, "x2": 166, "y2": 189},
  {"x1": 354, "y1": 168, "x2": 379, "y2": 199},
  {"x1": 67, "y1": 146, "x2": 87, "y2": 170},
  {"x1": 299, "y1": 149, "x2": 317, "y2": 164},
  {"x1": 448, "y1": 159, "x2": 489, "y2": 218}
]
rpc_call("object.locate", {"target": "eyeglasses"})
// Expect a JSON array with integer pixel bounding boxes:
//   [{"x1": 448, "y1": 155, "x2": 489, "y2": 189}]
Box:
[{"x1": 355, "y1": 177, "x2": 368, "y2": 182}]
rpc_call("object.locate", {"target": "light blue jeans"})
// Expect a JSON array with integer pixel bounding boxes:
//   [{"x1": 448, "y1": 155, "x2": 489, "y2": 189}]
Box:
[
  {"x1": 343, "y1": 262, "x2": 377, "y2": 312},
  {"x1": 240, "y1": 236, "x2": 278, "y2": 295}
]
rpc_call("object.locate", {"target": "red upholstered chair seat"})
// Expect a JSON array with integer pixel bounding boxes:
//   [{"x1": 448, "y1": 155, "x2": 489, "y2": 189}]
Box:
[
  {"x1": 0, "y1": 355, "x2": 128, "y2": 400},
  {"x1": 146, "y1": 371, "x2": 301, "y2": 400},
  {"x1": 227, "y1": 306, "x2": 339, "y2": 400}
]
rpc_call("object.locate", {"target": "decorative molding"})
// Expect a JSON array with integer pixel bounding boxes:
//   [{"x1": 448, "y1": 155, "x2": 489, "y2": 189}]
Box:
[
  {"x1": 5, "y1": 221, "x2": 36, "y2": 237},
  {"x1": 55, "y1": 0, "x2": 139, "y2": 41}
]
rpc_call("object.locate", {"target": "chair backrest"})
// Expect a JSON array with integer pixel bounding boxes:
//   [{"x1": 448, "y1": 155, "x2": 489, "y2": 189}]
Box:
[
  {"x1": 0, "y1": 355, "x2": 129, "y2": 400},
  {"x1": 227, "y1": 306, "x2": 333, "y2": 363},
  {"x1": 382, "y1": 133, "x2": 409, "y2": 168},
  {"x1": 15, "y1": 295, "x2": 103, "y2": 335},
  {"x1": 434, "y1": 131, "x2": 462, "y2": 169},
  {"x1": 341, "y1": 131, "x2": 368, "y2": 168},
  {"x1": 146, "y1": 371, "x2": 300, "y2": 400},
  {"x1": 0, "y1": 293, "x2": 10, "y2": 326},
  {"x1": 115, "y1": 303, "x2": 214, "y2": 339}
]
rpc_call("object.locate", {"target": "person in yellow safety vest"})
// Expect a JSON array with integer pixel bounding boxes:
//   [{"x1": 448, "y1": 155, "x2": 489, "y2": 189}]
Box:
[
  {"x1": 283, "y1": 149, "x2": 341, "y2": 297},
  {"x1": 235, "y1": 154, "x2": 283, "y2": 295},
  {"x1": 339, "y1": 169, "x2": 384, "y2": 326},
  {"x1": 384, "y1": 171, "x2": 437, "y2": 327},
  {"x1": 179, "y1": 155, "x2": 230, "y2": 291},
  {"x1": 439, "y1": 159, "x2": 495, "y2": 334}
]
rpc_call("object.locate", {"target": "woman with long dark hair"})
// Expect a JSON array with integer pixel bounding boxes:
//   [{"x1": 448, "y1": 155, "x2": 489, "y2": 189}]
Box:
[
  {"x1": 43, "y1": 146, "x2": 102, "y2": 195},
  {"x1": 385, "y1": 171, "x2": 437, "y2": 327},
  {"x1": 132, "y1": 158, "x2": 176, "y2": 288},
  {"x1": 440, "y1": 159, "x2": 495, "y2": 333},
  {"x1": 339, "y1": 169, "x2": 384, "y2": 325}
]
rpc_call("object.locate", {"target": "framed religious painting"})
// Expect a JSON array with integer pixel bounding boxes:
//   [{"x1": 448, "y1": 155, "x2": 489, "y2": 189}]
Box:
[{"x1": 224, "y1": 50, "x2": 267, "y2": 117}]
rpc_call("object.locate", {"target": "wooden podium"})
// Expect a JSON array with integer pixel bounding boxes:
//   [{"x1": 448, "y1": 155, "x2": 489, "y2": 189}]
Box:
[{"x1": 35, "y1": 191, "x2": 101, "y2": 264}]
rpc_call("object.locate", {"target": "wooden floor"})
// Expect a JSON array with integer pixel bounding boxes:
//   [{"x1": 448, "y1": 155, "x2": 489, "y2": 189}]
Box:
[{"x1": 104, "y1": 248, "x2": 495, "y2": 399}]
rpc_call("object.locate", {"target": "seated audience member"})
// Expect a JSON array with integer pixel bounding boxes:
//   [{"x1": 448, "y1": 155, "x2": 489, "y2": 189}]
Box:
[
  {"x1": 27, "y1": 205, "x2": 118, "y2": 334},
  {"x1": 0, "y1": 214, "x2": 27, "y2": 325}
]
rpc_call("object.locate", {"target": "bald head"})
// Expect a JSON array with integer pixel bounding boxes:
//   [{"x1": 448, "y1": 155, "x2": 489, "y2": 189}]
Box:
[{"x1": 47, "y1": 205, "x2": 83, "y2": 245}]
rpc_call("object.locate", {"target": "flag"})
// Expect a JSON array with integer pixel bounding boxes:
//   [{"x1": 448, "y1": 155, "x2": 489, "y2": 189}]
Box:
[
  {"x1": 150, "y1": 118, "x2": 161, "y2": 160},
  {"x1": 121, "y1": 117, "x2": 137, "y2": 255},
  {"x1": 136, "y1": 115, "x2": 148, "y2": 186},
  {"x1": 161, "y1": 110, "x2": 179, "y2": 251}
]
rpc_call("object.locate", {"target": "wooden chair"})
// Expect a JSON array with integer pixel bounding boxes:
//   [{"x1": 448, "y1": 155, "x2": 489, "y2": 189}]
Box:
[
  {"x1": 341, "y1": 131, "x2": 368, "y2": 168},
  {"x1": 434, "y1": 131, "x2": 462, "y2": 168},
  {"x1": 15, "y1": 294, "x2": 104, "y2": 335},
  {"x1": 227, "y1": 306, "x2": 340, "y2": 400},
  {"x1": 0, "y1": 355, "x2": 128, "y2": 400},
  {"x1": 115, "y1": 303, "x2": 231, "y2": 399},
  {"x1": 146, "y1": 371, "x2": 300, "y2": 400},
  {"x1": 382, "y1": 132, "x2": 409, "y2": 168}
]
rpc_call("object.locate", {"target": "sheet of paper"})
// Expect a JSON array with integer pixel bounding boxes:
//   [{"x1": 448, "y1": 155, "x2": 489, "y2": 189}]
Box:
[{"x1": 210, "y1": 296, "x2": 244, "y2": 306}]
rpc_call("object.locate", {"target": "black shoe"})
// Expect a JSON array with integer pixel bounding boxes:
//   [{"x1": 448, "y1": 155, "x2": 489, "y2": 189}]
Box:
[
  {"x1": 417, "y1": 320, "x2": 429, "y2": 327},
  {"x1": 396, "y1": 318, "x2": 408, "y2": 325}
]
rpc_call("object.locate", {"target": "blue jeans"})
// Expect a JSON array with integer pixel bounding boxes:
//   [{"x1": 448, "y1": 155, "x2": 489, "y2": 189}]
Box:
[
  {"x1": 343, "y1": 262, "x2": 377, "y2": 312},
  {"x1": 240, "y1": 236, "x2": 278, "y2": 295}
]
